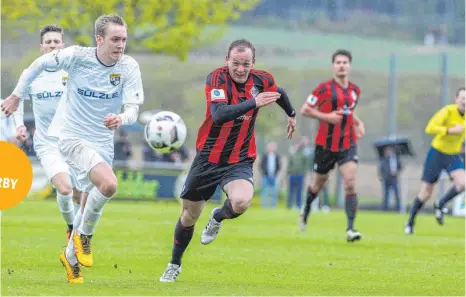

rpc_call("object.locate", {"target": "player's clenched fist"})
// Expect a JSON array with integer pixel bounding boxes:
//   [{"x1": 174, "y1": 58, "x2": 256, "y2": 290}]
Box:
[
  {"x1": 104, "y1": 113, "x2": 122, "y2": 130},
  {"x1": 254, "y1": 92, "x2": 281, "y2": 107},
  {"x1": 448, "y1": 124, "x2": 464, "y2": 135},
  {"x1": 16, "y1": 125, "x2": 27, "y2": 142},
  {"x1": 326, "y1": 110, "x2": 344, "y2": 124}
]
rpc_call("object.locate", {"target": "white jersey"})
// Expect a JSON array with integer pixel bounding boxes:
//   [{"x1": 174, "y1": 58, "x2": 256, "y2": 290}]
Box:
[
  {"x1": 18, "y1": 69, "x2": 68, "y2": 149},
  {"x1": 13, "y1": 45, "x2": 144, "y2": 145}
]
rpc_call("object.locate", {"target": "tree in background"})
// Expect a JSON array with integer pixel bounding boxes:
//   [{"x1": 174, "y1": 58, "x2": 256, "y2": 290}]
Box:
[{"x1": 2, "y1": 0, "x2": 259, "y2": 60}]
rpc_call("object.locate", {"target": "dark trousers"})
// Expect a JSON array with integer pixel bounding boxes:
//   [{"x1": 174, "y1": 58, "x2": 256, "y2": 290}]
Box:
[{"x1": 382, "y1": 180, "x2": 401, "y2": 211}]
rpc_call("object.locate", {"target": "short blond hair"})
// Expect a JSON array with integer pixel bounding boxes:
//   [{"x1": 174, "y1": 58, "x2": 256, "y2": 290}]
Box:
[{"x1": 95, "y1": 14, "x2": 126, "y2": 37}]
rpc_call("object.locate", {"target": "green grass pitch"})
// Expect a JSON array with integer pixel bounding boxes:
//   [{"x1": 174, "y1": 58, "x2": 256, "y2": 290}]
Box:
[{"x1": 1, "y1": 200, "x2": 464, "y2": 296}]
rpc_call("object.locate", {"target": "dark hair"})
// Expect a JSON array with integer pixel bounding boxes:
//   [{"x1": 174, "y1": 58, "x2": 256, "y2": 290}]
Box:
[
  {"x1": 332, "y1": 49, "x2": 352, "y2": 63},
  {"x1": 228, "y1": 39, "x2": 255, "y2": 59},
  {"x1": 95, "y1": 14, "x2": 126, "y2": 37},
  {"x1": 456, "y1": 87, "x2": 465, "y2": 97},
  {"x1": 40, "y1": 24, "x2": 64, "y2": 43}
]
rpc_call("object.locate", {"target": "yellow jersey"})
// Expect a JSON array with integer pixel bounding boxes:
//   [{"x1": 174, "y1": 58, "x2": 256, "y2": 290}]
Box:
[{"x1": 425, "y1": 104, "x2": 465, "y2": 155}]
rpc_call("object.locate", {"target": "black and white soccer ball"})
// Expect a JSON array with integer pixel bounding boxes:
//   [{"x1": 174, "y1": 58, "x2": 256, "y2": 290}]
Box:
[{"x1": 144, "y1": 111, "x2": 187, "y2": 153}]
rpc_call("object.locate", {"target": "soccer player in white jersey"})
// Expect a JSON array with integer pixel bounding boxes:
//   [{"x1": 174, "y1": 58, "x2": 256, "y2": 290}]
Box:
[
  {"x1": 1, "y1": 14, "x2": 144, "y2": 283},
  {"x1": 12, "y1": 24, "x2": 84, "y2": 241}
]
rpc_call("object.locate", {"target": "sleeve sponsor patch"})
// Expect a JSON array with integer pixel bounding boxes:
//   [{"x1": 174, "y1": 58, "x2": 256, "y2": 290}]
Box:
[
  {"x1": 306, "y1": 95, "x2": 318, "y2": 105},
  {"x1": 211, "y1": 89, "x2": 226, "y2": 101}
]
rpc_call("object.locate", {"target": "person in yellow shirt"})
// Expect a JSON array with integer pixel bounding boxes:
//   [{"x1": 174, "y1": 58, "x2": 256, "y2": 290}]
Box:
[{"x1": 405, "y1": 87, "x2": 465, "y2": 234}]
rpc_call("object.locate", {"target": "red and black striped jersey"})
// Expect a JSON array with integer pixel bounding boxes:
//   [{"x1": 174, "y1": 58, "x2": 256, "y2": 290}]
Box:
[
  {"x1": 196, "y1": 67, "x2": 277, "y2": 164},
  {"x1": 305, "y1": 79, "x2": 361, "y2": 152}
]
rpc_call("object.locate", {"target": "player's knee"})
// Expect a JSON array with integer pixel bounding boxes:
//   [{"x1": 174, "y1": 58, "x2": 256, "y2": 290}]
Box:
[
  {"x1": 310, "y1": 182, "x2": 324, "y2": 194},
  {"x1": 98, "y1": 177, "x2": 118, "y2": 197},
  {"x1": 56, "y1": 182, "x2": 73, "y2": 196},
  {"x1": 343, "y1": 178, "x2": 356, "y2": 193},
  {"x1": 418, "y1": 184, "x2": 434, "y2": 200},
  {"x1": 230, "y1": 196, "x2": 251, "y2": 214},
  {"x1": 181, "y1": 208, "x2": 201, "y2": 225}
]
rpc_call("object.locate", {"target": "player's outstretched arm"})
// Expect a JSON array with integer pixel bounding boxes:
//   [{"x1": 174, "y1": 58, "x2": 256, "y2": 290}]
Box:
[
  {"x1": 12, "y1": 99, "x2": 27, "y2": 142},
  {"x1": 276, "y1": 87, "x2": 296, "y2": 117},
  {"x1": 11, "y1": 69, "x2": 29, "y2": 129},
  {"x1": 276, "y1": 87, "x2": 297, "y2": 139},
  {"x1": 12, "y1": 98, "x2": 25, "y2": 129},
  {"x1": 1, "y1": 46, "x2": 76, "y2": 116},
  {"x1": 210, "y1": 101, "x2": 257, "y2": 124},
  {"x1": 210, "y1": 92, "x2": 281, "y2": 124},
  {"x1": 12, "y1": 47, "x2": 75, "y2": 100}
]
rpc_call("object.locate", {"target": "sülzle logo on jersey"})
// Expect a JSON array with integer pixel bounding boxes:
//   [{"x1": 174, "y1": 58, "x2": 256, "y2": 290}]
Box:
[{"x1": 110, "y1": 73, "x2": 121, "y2": 86}]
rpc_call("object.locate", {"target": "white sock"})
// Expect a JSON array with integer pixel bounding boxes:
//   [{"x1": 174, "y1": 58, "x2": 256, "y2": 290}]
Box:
[
  {"x1": 73, "y1": 209, "x2": 83, "y2": 230},
  {"x1": 65, "y1": 234, "x2": 78, "y2": 265},
  {"x1": 78, "y1": 187, "x2": 111, "y2": 236},
  {"x1": 57, "y1": 193, "x2": 75, "y2": 226},
  {"x1": 66, "y1": 210, "x2": 82, "y2": 266},
  {"x1": 73, "y1": 202, "x2": 80, "y2": 216}
]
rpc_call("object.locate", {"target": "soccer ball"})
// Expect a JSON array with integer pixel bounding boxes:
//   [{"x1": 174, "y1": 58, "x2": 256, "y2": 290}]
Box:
[{"x1": 144, "y1": 111, "x2": 187, "y2": 153}]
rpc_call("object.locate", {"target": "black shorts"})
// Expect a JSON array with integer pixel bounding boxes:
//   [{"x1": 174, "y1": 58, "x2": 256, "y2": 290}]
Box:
[
  {"x1": 313, "y1": 145, "x2": 358, "y2": 175},
  {"x1": 180, "y1": 155, "x2": 254, "y2": 201}
]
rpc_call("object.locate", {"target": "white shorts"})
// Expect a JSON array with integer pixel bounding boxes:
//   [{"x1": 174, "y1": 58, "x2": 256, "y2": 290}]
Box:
[
  {"x1": 35, "y1": 143, "x2": 81, "y2": 190},
  {"x1": 58, "y1": 138, "x2": 114, "y2": 193}
]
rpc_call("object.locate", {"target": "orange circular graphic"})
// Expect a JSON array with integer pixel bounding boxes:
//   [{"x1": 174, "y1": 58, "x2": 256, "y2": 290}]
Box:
[{"x1": 0, "y1": 141, "x2": 33, "y2": 210}]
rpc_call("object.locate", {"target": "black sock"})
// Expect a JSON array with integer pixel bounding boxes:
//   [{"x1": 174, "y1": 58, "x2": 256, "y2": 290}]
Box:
[
  {"x1": 67, "y1": 224, "x2": 73, "y2": 232},
  {"x1": 439, "y1": 186, "x2": 461, "y2": 208},
  {"x1": 170, "y1": 219, "x2": 194, "y2": 266},
  {"x1": 408, "y1": 197, "x2": 424, "y2": 226},
  {"x1": 302, "y1": 189, "x2": 318, "y2": 222},
  {"x1": 213, "y1": 199, "x2": 241, "y2": 222},
  {"x1": 305, "y1": 189, "x2": 318, "y2": 207},
  {"x1": 345, "y1": 194, "x2": 358, "y2": 230}
]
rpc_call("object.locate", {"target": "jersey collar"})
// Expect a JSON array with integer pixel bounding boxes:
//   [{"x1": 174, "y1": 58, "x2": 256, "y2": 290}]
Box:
[{"x1": 95, "y1": 49, "x2": 117, "y2": 68}]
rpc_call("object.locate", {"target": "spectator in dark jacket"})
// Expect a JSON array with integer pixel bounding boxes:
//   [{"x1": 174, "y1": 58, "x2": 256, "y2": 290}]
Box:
[{"x1": 379, "y1": 146, "x2": 403, "y2": 211}]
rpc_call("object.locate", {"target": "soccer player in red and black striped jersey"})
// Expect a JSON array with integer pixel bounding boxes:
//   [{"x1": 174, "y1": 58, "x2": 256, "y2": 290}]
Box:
[
  {"x1": 299, "y1": 49, "x2": 366, "y2": 243},
  {"x1": 159, "y1": 39, "x2": 297, "y2": 282}
]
